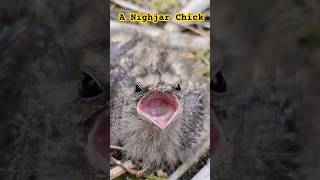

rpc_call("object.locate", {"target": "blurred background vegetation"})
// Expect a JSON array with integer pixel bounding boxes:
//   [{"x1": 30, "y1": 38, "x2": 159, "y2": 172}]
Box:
[{"x1": 110, "y1": 0, "x2": 211, "y2": 79}]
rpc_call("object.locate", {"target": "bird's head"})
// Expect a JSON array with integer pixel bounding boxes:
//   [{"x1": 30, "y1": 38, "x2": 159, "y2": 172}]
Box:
[
  {"x1": 135, "y1": 75, "x2": 183, "y2": 131},
  {"x1": 76, "y1": 46, "x2": 108, "y2": 173},
  {"x1": 125, "y1": 50, "x2": 185, "y2": 132}
]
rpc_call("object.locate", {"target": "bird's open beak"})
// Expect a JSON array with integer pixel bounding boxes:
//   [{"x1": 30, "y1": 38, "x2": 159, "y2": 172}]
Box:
[
  {"x1": 86, "y1": 110, "x2": 107, "y2": 172},
  {"x1": 137, "y1": 91, "x2": 181, "y2": 130}
]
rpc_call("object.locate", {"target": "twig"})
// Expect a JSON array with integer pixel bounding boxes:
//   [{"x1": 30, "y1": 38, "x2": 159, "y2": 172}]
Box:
[
  {"x1": 111, "y1": 0, "x2": 151, "y2": 13},
  {"x1": 110, "y1": 0, "x2": 209, "y2": 39},
  {"x1": 110, "y1": 145, "x2": 126, "y2": 151},
  {"x1": 110, "y1": 156, "x2": 149, "y2": 178},
  {"x1": 168, "y1": 135, "x2": 210, "y2": 180},
  {"x1": 110, "y1": 160, "x2": 135, "y2": 179},
  {"x1": 111, "y1": 20, "x2": 209, "y2": 50},
  {"x1": 164, "y1": 0, "x2": 210, "y2": 32},
  {"x1": 171, "y1": 21, "x2": 209, "y2": 40}
]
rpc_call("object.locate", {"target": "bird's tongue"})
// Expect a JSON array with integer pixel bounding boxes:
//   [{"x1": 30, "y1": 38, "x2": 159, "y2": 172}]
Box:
[
  {"x1": 138, "y1": 91, "x2": 179, "y2": 130},
  {"x1": 145, "y1": 99, "x2": 175, "y2": 128},
  {"x1": 146, "y1": 99, "x2": 173, "y2": 116}
]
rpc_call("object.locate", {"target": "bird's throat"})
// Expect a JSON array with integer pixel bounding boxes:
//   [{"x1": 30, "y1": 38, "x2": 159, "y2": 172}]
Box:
[{"x1": 137, "y1": 91, "x2": 181, "y2": 130}]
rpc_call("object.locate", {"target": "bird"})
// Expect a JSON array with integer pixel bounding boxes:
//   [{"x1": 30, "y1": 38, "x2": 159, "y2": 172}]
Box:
[{"x1": 109, "y1": 37, "x2": 223, "y2": 175}]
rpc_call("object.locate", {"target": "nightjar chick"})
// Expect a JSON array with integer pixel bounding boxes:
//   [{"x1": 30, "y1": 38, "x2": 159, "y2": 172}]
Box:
[{"x1": 110, "y1": 37, "x2": 223, "y2": 172}]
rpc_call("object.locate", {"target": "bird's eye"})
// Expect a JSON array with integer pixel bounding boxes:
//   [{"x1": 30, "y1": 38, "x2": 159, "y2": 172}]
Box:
[
  {"x1": 135, "y1": 84, "x2": 142, "y2": 92},
  {"x1": 175, "y1": 84, "x2": 181, "y2": 91},
  {"x1": 212, "y1": 71, "x2": 227, "y2": 93},
  {"x1": 78, "y1": 72, "x2": 102, "y2": 98}
]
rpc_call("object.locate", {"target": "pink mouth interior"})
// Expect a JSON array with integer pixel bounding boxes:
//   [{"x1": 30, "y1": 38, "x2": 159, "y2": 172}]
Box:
[
  {"x1": 137, "y1": 91, "x2": 179, "y2": 130},
  {"x1": 94, "y1": 116, "x2": 107, "y2": 155},
  {"x1": 87, "y1": 111, "x2": 107, "y2": 171}
]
